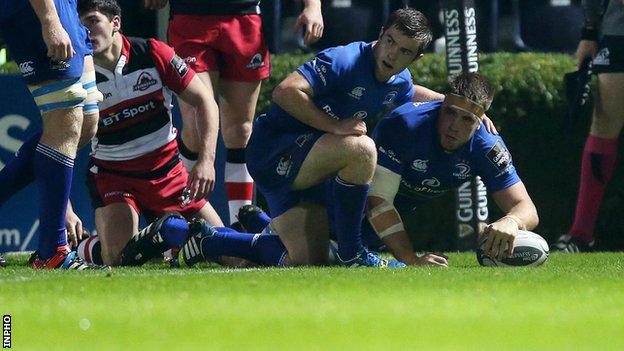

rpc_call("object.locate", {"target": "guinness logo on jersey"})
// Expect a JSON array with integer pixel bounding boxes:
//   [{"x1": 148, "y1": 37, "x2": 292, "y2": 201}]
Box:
[{"x1": 133, "y1": 72, "x2": 158, "y2": 91}]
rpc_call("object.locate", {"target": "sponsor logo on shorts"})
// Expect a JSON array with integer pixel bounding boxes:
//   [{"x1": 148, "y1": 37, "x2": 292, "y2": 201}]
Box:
[
  {"x1": 422, "y1": 177, "x2": 440, "y2": 187},
  {"x1": 246, "y1": 53, "x2": 265, "y2": 69},
  {"x1": 411, "y1": 159, "x2": 428, "y2": 172},
  {"x1": 592, "y1": 48, "x2": 610, "y2": 66},
  {"x1": 383, "y1": 91, "x2": 398, "y2": 104},
  {"x1": 349, "y1": 86, "x2": 365, "y2": 100},
  {"x1": 19, "y1": 61, "x2": 35, "y2": 76},
  {"x1": 104, "y1": 191, "x2": 133, "y2": 199},
  {"x1": 133, "y1": 72, "x2": 158, "y2": 91},
  {"x1": 276, "y1": 156, "x2": 292, "y2": 177},
  {"x1": 50, "y1": 59, "x2": 70, "y2": 71},
  {"x1": 486, "y1": 141, "x2": 511, "y2": 172},
  {"x1": 170, "y1": 55, "x2": 189, "y2": 78},
  {"x1": 453, "y1": 163, "x2": 471, "y2": 179},
  {"x1": 295, "y1": 133, "x2": 314, "y2": 147},
  {"x1": 353, "y1": 111, "x2": 367, "y2": 119}
]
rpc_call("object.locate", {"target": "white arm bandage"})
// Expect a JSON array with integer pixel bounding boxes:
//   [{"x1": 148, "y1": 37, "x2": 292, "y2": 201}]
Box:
[{"x1": 367, "y1": 166, "x2": 405, "y2": 239}]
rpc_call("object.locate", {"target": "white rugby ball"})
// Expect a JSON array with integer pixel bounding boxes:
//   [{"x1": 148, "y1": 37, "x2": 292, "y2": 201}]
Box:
[{"x1": 477, "y1": 230, "x2": 549, "y2": 267}]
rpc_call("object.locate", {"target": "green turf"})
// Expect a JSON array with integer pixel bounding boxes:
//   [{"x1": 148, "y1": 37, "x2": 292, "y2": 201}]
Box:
[{"x1": 1, "y1": 253, "x2": 623, "y2": 350}]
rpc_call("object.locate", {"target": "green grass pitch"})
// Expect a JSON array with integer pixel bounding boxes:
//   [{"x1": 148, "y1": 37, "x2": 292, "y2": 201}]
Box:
[{"x1": 1, "y1": 253, "x2": 623, "y2": 350}]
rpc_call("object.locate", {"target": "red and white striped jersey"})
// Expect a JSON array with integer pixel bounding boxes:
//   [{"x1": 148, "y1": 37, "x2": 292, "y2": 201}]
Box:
[{"x1": 92, "y1": 35, "x2": 194, "y2": 173}]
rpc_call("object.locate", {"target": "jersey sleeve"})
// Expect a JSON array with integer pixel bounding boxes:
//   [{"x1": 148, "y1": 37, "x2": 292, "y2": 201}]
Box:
[
  {"x1": 296, "y1": 47, "x2": 347, "y2": 97},
  {"x1": 148, "y1": 38, "x2": 195, "y2": 95},
  {"x1": 395, "y1": 83, "x2": 415, "y2": 105},
  {"x1": 474, "y1": 133, "x2": 521, "y2": 193},
  {"x1": 372, "y1": 112, "x2": 411, "y2": 174}
]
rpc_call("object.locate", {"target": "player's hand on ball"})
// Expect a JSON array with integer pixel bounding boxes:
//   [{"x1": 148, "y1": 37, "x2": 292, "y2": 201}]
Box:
[
  {"x1": 42, "y1": 21, "x2": 75, "y2": 60},
  {"x1": 481, "y1": 217, "x2": 519, "y2": 261}
]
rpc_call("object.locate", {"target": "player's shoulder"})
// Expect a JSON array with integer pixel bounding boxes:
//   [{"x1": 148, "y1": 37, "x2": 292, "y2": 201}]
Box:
[
  {"x1": 317, "y1": 41, "x2": 369, "y2": 69},
  {"x1": 472, "y1": 123, "x2": 506, "y2": 148},
  {"x1": 380, "y1": 101, "x2": 441, "y2": 131}
]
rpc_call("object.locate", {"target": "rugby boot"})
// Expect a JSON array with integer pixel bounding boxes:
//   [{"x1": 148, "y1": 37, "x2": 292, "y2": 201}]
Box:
[
  {"x1": 29, "y1": 246, "x2": 110, "y2": 270},
  {"x1": 177, "y1": 218, "x2": 217, "y2": 267},
  {"x1": 120, "y1": 212, "x2": 184, "y2": 266},
  {"x1": 336, "y1": 249, "x2": 406, "y2": 268},
  {"x1": 552, "y1": 234, "x2": 594, "y2": 253}
]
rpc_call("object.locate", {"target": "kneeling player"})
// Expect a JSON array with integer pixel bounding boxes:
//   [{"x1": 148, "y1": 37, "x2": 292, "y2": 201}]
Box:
[
  {"x1": 365, "y1": 72, "x2": 539, "y2": 265},
  {"x1": 75, "y1": 0, "x2": 222, "y2": 266}
]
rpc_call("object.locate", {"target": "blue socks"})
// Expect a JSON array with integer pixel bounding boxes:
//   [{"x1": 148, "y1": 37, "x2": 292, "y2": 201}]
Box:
[
  {"x1": 160, "y1": 216, "x2": 190, "y2": 247},
  {"x1": 34, "y1": 143, "x2": 73, "y2": 259},
  {"x1": 245, "y1": 211, "x2": 271, "y2": 233},
  {"x1": 330, "y1": 176, "x2": 369, "y2": 260},
  {"x1": 202, "y1": 227, "x2": 287, "y2": 266},
  {"x1": 0, "y1": 133, "x2": 40, "y2": 205}
]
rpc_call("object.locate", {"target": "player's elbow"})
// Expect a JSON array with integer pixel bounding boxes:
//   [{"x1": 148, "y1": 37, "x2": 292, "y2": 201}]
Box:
[{"x1": 272, "y1": 82, "x2": 291, "y2": 105}]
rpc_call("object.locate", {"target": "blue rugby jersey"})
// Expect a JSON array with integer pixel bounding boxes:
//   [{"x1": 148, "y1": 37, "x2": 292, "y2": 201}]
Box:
[
  {"x1": 263, "y1": 41, "x2": 415, "y2": 133},
  {"x1": 373, "y1": 101, "x2": 521, "y2": 203}
]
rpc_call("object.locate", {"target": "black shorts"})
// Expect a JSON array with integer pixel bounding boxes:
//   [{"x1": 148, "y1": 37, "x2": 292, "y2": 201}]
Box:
[{"x1": 592, "y1": 35, "x2": 624, "y2": 74}]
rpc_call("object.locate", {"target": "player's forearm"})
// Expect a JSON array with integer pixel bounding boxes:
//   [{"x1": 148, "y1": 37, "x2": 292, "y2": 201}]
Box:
[
  {"x1": 302, "y1": 0, "x2": 321, "y2": 11},
  {"x1": 412, "y1": 84, "x2": 444, "y2": 103},
  {"x1": 581, "y1": 0, "x2": 604, "y2": 28},
  {"x1": 273, "y1": 85, "x2": 338, "y2": 133},
  {"x1": 194, "y1": 99, "x2": 219, "y2": 164},
  {"x1": 382, "y1": 231, "x2": 418, "y2": 265},
  {"x1": 29, "y1": 0, "x2": 61, "y2": 27},
  {"x1": 500, "y1": 201, "x2": 539, "y2": 232}
]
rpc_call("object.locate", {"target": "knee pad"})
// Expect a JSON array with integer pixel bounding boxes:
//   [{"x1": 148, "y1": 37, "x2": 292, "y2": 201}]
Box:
[
  {"x1": 28, "y1": 77, "x2": 87, "y2": 113},
  {"x1": 81, "y1": 69, "x2": 103, "y2": 115}
]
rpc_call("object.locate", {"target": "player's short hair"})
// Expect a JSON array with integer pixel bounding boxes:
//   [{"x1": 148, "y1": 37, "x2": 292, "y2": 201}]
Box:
[
  {"x1": 383, "y1": 8, "x2": 433, "y2": 55},
  {"x1": 78, "y1": 0, "x2": 122, "y2": 20},
  {"x1": 448, "y1": 72, "x2": 496, "y2": 110}
]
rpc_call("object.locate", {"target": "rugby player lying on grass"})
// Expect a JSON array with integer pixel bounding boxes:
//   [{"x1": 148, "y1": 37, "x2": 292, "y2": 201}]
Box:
[{"x1": 364, "y1": 72, "x2": 539, "y2": 266}]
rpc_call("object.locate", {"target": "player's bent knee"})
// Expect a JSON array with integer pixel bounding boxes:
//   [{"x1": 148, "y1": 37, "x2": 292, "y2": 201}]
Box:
[{"x1": 28, "y1": 78, "x2": 87, "y2": 113}]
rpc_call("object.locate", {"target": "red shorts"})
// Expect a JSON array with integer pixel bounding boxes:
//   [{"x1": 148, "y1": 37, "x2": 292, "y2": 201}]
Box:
[
  {"x1": 87, "y1": 161, "x2": 207, "y2": 220},
  {"x1": 168, "y1": 14, "x2": 270, "y2": 82}
]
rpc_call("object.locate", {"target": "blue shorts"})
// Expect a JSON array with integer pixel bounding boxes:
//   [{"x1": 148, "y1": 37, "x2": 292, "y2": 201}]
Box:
[
  {"x1": 246, "y1": 115, "x2": 327, "y2": 217},
  {"x1": 0, "y1": 0, "x2": 91, "y2": 85}
]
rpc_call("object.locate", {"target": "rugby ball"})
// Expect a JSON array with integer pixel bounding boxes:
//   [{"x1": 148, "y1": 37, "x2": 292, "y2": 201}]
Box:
[{"x1": 477, "y1": 230, "x2": 549, "y2": 267}]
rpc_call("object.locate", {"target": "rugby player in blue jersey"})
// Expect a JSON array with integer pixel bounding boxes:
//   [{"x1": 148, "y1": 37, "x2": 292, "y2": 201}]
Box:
[
  {"x1": 365, "y1": 72, "x2": 539, "y2": 265},
  {"x1": 0, "y1": 0, "x2": 107, "y2": 269}
]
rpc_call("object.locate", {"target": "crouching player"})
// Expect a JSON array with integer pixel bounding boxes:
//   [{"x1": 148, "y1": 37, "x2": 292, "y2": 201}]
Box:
[
  {"x1": 365, "y1": 72, "x2": 539, "y2": 265},
  {"x1": 74, "y1": 0, "x2": 223, "y2": 266}
]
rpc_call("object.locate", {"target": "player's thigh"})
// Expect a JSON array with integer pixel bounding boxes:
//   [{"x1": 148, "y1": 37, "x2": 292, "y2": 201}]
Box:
[
  {"x1": 95, "y1": 203, "x2": 140, "y2": 266},
  {"x1": 271, "y1": 202, "x2": 329, "y2": 266},
  {"x1": 590, "y1": 73, "x2": 624, "y2": 138},
  {"x1": 292, "y1": 133, "x2": 376, "y2": 190},
  {"x1": 219, "y1": 80, "x2": 261, "y2": 147},
  {"x1": 38, "y1": 106, "x2": 83, "y2": 156}
]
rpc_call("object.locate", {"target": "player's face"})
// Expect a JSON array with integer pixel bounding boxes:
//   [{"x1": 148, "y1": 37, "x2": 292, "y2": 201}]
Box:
[
  {"x1": 437, "y1": 105, "x2": 481, "y2": 151},
  {"x1": 80, "y1": 11, "x2": 120, "y2": 54},
  {"x1": 373, "y1": 25, "x2": 423, "y2": 82}
]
